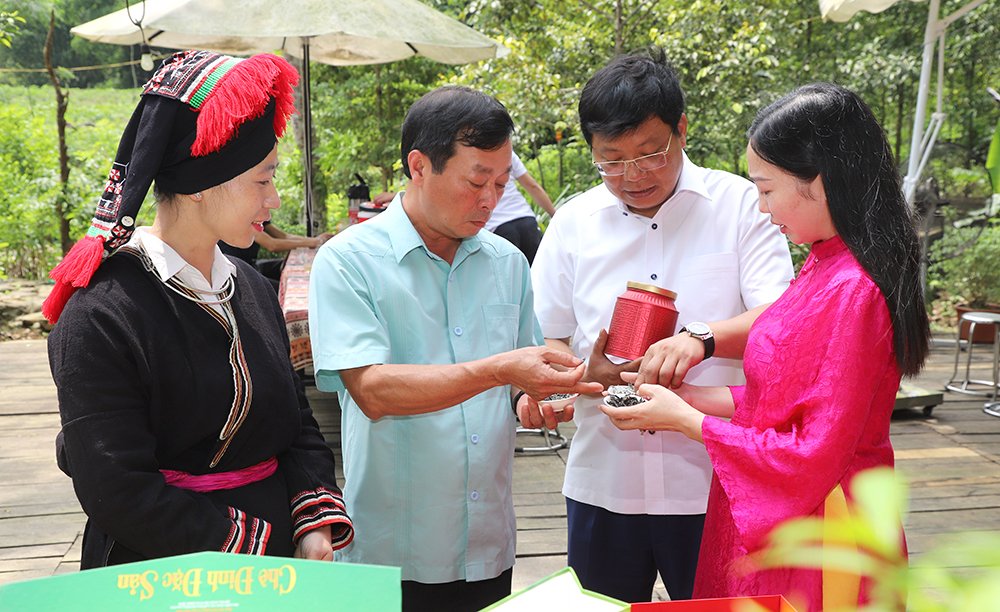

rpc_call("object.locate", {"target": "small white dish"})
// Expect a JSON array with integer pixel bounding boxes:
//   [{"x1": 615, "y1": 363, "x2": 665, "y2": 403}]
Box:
[
  {"x1": 603, "y1": 385, "x2": 647, "y2": 405},
  {"x1": 541, "y1": 393, "x2": 579, "y2": 412},
  {"x1": 602, "y1": 387, "x2": 649, "y2": 409}
]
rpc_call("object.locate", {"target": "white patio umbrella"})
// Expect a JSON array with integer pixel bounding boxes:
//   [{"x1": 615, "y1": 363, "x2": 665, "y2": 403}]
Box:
[
  {"x1": 72, "y1": 0, "x2": 508, "y2": 233},
  {"x1": 819, "y1": 0, "x2": 992, "y2": 205}
]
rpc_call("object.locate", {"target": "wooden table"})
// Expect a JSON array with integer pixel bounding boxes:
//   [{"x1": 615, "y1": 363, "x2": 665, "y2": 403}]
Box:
[{"x1": 278, "y1": 246, "x2": 317, "y2": 372}]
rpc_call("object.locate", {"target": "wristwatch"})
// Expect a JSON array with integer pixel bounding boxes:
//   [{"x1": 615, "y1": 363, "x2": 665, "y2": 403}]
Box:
[{"x1": 680, "y1": 322, "x2": 715, "y2": 360}]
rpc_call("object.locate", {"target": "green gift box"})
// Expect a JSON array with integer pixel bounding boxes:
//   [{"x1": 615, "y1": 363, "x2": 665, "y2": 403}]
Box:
[{"x1": 0, "y1": 552, "x2": 400, "y2": 610}]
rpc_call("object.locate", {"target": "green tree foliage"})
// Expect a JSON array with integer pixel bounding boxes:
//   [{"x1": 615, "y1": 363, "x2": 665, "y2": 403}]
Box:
[
  {"x1": 651, "y1": 1, "x2": 784, "y2": 172},
  {"x1": 0, "y1": 10, "x2": 26, "y2": 48},
  {"x1": 308, "y1": 58, "x2": 448, "y2": 213},
  {"x1": 455, "y1": 0, "x2": 997, "y2": 175},
  {"x1": 0, "y1": 86, "x2": 136, "y2": 278},
  {"x1": 1, "y1": 0, "x2": 998, "y2": 282},
  {"x1": 929, "y1": 218, "x2": 1000, "y2": 310},
  {"x1": 1, "y1": 0, "x2": 138, "y2": 87}
]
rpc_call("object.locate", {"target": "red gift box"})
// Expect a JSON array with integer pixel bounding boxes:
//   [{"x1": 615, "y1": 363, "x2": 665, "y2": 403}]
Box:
[{"x1": 632, "y1": 595, "x2": 798, "y2": 612}]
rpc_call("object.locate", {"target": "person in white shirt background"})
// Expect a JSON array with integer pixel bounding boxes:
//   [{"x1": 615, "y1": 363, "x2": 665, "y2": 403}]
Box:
[
  {"x1": 485, "y1": 151, "x2": 556, "y2": 264},
  {"x1": 528, "y1": 47, "x2": 794, "y2": 603}
]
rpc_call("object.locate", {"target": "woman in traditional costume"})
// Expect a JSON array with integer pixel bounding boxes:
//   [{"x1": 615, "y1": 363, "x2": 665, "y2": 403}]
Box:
[
  {"x1": 601, "y1": 83, "x2": 930, "y2": 610},
  {"x1": 44, "y1": 50, "x2": 353, "y2": 568}
]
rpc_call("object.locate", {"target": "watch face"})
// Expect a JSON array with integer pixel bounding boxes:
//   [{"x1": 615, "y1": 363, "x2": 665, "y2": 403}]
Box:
[{"x1": 687, "y1": 322, "x2": 710, "y2": 336}]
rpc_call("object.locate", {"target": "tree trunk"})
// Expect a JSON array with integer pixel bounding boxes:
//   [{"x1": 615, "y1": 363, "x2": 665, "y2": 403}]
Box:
[
  {"x1": 44, "y1": 10, "x2": 71, "y2": 255},
  {"x1": 805, "y1": 20, "x2": 812, "y2": 60},
  {"x1": 614, "y1": 0, "x2": 624, "y2": 56},
  {"x1": 532, "y1": 143, "x2": 547, "y2": 193},
  {"x1": 965, "y1": 47, "x2": 976, "y2": 165},
  {"x1": 289, "y1": 55, "x2": 327, "y2": 233},
  {"x1": 380, "y1": 167, "x2": 393, "y2": 194},
  {"x1": 879, "y1": 87, "x2": 886, "y2": 128},
  {"x1": 375, "y1": 66, "x2": 389, "y2": 193},
  {"x1": 895, "y1": 83, "x2": 905, "y2": 164}
]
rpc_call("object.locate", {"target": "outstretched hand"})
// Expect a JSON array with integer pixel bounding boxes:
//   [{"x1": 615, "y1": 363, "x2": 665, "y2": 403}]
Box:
[
  {"x1": 311, "y1": 233, "x2": 335, "y2": 248},
  {"x1": 498, "y1": 346, "x2": 604, "y2": 400},
  {"x1": 600, "y1": 382, "x2": 704, "y2": 442},
  {"x1": 585, "y1": 329, "x2": 640, "y2": 393},
  {"x1": 634, "y1": 333, "x2": 705, "y2": 388},
  {"x1": 372, "y1": 191, "x2": 396, "y2": 206}
]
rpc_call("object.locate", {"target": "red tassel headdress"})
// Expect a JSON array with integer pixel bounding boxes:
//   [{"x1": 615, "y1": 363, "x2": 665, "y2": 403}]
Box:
[{"x1": 43, "y1": 51, "x2": 299, "y2": 324}]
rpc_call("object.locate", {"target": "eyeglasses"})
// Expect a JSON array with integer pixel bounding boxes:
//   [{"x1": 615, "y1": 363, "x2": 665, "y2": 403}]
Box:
[{"x1": 592, "y1": 132, "x2": 674, "y2": 177}]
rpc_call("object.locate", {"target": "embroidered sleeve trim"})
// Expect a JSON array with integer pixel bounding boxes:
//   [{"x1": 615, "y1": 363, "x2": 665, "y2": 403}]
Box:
[
  {"x1": 291, "y1": 487, "x2": 345, "y2": 515},
  {"x1": 222, "y1": 506, "x2": 271, "y2": 555},
  {"x1": 290, "y1": 487, "x2": 354, "y2": 550}
]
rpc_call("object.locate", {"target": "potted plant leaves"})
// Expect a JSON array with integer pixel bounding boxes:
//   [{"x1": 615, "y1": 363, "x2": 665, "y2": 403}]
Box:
[{"x1": 928, "y1": 218, "x2": 1000, "y2": 343}]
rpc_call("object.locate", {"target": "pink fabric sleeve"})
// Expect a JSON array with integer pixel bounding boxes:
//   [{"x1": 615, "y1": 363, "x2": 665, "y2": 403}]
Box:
[
  {"x1": 702, "y1": 277, "x2": 895, "y2": 550},
  {"x1": 728, "y1": 385, "x2": 746, "y2": 410}
]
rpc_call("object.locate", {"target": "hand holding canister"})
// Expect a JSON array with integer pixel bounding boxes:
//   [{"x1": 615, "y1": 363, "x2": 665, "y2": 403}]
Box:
[{"x1": 604, "y1": 282, "x2": 679, "y2": 361}]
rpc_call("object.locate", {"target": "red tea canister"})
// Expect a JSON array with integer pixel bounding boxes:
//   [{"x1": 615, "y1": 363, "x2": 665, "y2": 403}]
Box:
[{"x1": 604, "y1": 282, "x2": 679, "y2": 361}]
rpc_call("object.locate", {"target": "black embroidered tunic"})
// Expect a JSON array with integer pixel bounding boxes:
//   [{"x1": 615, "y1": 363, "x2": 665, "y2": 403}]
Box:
[{"x1": 48, "y1": 252, "x2": 352, "y2": 568}]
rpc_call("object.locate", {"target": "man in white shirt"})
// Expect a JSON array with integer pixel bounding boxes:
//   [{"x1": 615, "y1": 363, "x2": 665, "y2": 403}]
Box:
[
  {"x1": 485, "y1": 151, "x2": 556, "y2": 264},
  {"x1": 529, "y1": 48, "x2": 794, "y2": 603}
]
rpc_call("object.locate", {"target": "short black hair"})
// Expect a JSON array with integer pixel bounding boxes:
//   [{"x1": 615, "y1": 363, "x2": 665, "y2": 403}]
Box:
[
  {"x1": 579, "y1": 47, "x2": 685, "y2": 146},
  {"x1": 400, "y1": 86, "x2": 514, "y2": 178},
  {"x1": 748, "y1": 82, "x2": 930, "y2": 376}
]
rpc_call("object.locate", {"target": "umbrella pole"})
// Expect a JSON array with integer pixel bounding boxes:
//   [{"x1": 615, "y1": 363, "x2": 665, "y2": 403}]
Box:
[
  {"x1": 902, "y1": 0, "x2": 990, "y2": 206},
  {"x1": 903, "y1": 0, "x2": 940, "y2": 207},
  {"x1": 301, "y1": 38, "x2": 315, "y2": 237}
]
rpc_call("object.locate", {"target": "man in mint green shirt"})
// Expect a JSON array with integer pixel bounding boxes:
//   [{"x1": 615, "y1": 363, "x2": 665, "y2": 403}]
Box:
[{"x1": 308, "y1": 86, "x2": 601, "y2": 612}]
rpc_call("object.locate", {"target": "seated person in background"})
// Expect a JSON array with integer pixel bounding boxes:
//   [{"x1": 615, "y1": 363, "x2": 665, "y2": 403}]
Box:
[
  {"x1": 370, "y1": 150, "x2": 556, "y2": 265},
  {"x1": 220, "y1": 221, "x2": 334, "y2": 287},
  {"x1": 485, "y1": 151, "x2": 556, "y2": 264},
  {"x1": 371, "y1": 191, "x2": 397, "y2": 206}
]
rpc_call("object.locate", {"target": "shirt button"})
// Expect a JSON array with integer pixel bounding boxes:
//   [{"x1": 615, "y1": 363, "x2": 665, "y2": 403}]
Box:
[
  {"x1": 454, "y1": 326, "x2": 463, "y2": 336},
  {"x1": 471, "y1": 434, "x2": 480, "y2": 444},
  {"x1": 470, "y1": 490, "x2": 480, "y2": 501},
  {"x1": 652, "y1": 223, "x2": 658, "y2": 229},
  {"x1": 651, "y1": 274, "x2": 658, "y2": 280}
]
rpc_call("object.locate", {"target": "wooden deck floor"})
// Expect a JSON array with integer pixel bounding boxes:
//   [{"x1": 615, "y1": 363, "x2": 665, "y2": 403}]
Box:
[{"x1": 2, "y1": 337, "x2": 999, "y2": 599}]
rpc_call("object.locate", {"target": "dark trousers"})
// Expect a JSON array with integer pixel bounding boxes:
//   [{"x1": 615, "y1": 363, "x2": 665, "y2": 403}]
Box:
[
  {"x1": 566, "y1": 498, "x2": 705, "y2": 604},
  {"x1": 401, "y1": 568, "x2": 512, "y2": 612},
  {"x1": 491, "y1": 216, "x2": 543, "y2": 265}
]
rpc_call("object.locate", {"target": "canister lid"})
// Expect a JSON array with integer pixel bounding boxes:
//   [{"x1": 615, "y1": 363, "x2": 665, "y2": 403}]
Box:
[{"x1": 626, "y1": 281, "x2": 677, "y2": 300}]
